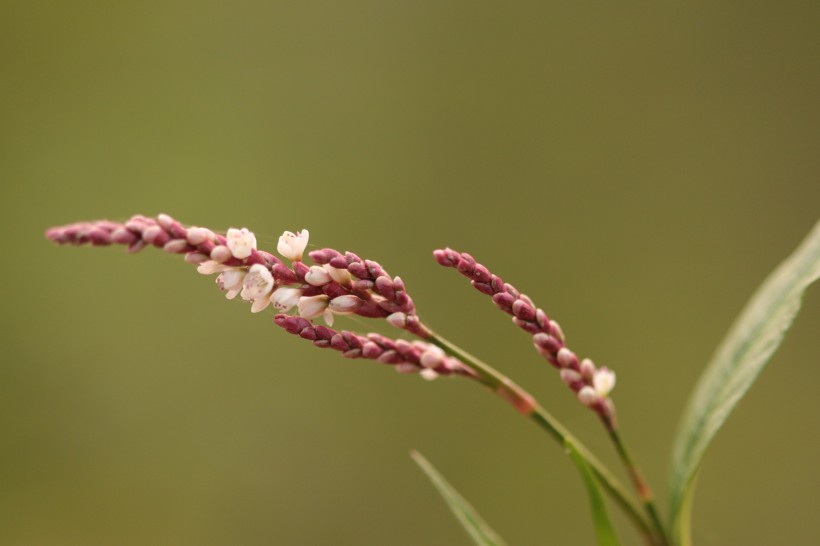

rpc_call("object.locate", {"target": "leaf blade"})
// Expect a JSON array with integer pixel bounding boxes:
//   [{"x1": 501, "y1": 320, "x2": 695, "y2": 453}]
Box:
[
  {"x1": 668, "y1": 220, "x2": 820, "y2": 541},
  {"x1": 411, "y1": 451, "x2": 508, "y2": 546},
  {"x1": 565, "y1": 440, "x2": 622, "y2": 546}
]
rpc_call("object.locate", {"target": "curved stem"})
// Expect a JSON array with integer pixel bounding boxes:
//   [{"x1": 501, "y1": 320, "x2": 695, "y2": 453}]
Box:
[{"x1": 428, "y1": 331, "x2": 659, "y2": 544}]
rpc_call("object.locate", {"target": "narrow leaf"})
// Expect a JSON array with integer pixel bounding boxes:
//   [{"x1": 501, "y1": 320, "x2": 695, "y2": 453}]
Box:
[
  {"x1": 411, "y1": 451, "x2": 508, "y2": 546},
  {"x1": 565, "y1": 440, "x2": 622, "y2": 546},
  {"x1": 669, "y1": 220, "x2": 820, "y2": 541}
]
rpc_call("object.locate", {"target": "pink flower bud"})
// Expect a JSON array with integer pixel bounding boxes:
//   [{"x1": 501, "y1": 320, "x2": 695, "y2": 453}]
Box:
[
  {"x1": 329, "y1": 295, "x2": 363, "y2": 313},
  {"x1": 386, "y1": 312, "x2": 407, "y2": 329},
  {"x1": 186, "y1": 227, "x2": 215, "y2": 245},
  {"x1": 577, "y1": 386, "x2": 598, "y2": 407},
  {"x1": 420, "y1": 347, "x2": 445, "y2": 369},
  {"x1": 163, "y1": 239, "x2": 191, "y2": 254},
  {"x1": 580, "y1": 358, "x2": 596, "y2": 381},
  {"x1": 556, "y1": 348, "x2": 578, "y2": 369},
  {"x1": 184, "y1": 252, "x2": 210, "y2": 264},
  {"x1": 210, "y1": 245, "x2": 232, "y2": 263}
]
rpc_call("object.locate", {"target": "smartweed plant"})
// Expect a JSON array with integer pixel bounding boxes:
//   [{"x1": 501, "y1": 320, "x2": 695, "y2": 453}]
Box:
[{"x1": 46, "y1": 214, "x2": 820, "y2": 546}]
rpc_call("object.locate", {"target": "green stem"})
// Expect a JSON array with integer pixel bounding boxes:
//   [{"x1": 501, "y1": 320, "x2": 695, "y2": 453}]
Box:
[
  {"x1": 606, "y1": 427, "x2": 670, "y2": 546},
  {"x1": 427, "y1": 332, "x2": 658, "y2": 544}
]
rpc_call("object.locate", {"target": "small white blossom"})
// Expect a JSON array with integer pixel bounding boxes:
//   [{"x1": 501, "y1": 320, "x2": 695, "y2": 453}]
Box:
[
  {"x1": 226, "y1": 227, "x2": 256, "y2": 259},
  {"x1": 593, "y1": 368, "x2": 616, "y2": 398},
  {"x1": 271, "y1": 287, "x2": 303, "y2": 311},
  {"x1": 217, "y1": 269, "x2": 246, "y2": 300},
  {"x1": 298, "y1": 294, "x2": 329, "y2": 320},
  {"x1": 420, "y1": 369, "x2": 439, "y2": 381},
  {"x1": 278, "y1": 229, "x2": 309, "y2": 261},
  {"x1": 241, "y1": 264, "x2": 274, "y2": 302},
  {"x1": 197, "y1": 260, "x2": 227, "y2": 275},
  {"x1": 305, "y1": 265, "x2": 332, "y2": 286}
]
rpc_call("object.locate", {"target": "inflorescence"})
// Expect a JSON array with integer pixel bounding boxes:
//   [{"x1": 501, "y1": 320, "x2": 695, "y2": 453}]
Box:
[
  {"x1": 434, "y1": 248, "x2": 617, "y2": 425},
  {"x1": 46, "y1": 213, "x2": 616, "y2": 419}
]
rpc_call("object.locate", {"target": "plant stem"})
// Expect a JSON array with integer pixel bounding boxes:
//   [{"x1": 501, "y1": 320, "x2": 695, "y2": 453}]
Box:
[
  {"x1": 427, "y1": 331, "x2": 660, "y2": 544},
  {"x1": 606, "y1": 426, "x2": 670, "y2": 546}
]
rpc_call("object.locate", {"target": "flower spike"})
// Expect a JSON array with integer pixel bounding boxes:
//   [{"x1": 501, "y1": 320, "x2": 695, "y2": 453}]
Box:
[{"x1": 434, "y1": 247, "x2": 617, "y2": 426}]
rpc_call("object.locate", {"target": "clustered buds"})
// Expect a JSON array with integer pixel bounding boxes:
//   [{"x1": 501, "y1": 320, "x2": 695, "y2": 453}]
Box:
[
  {"x1": 274, "y1": 315, "x2": 474, "y2": 380},
  {"x1": 309, "y1": 248, "x2": 430, "y2": 338},
  {"x1": 46, "y1": 213, "x2": 449, "y2": 381},
  {"x1": 434, "y1": 247, "x2": 617, "y2": 426},
  {"x1": 46, "y1": 215, "x2": 624, "y2": 423}
]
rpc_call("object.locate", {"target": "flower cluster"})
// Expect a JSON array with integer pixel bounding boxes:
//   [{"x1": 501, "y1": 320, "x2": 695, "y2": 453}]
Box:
[
  {"x1": 45, "y1": 214, "x2": 443, "y2": 380},
  {"x1": 275, "y1": 315, "x2": 474, "y2": 380},
  {"x1": 433, "y1": 247, "x2": 617, "y2": 424}
]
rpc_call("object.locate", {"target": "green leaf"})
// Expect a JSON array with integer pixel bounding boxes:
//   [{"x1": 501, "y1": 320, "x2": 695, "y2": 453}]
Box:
[
  {"x1": 410, "y1": 451, "x2": 508, "y2": 546},
  {"x1": 565, "y1": 440, "x2": 622, "y2": 546},
  {"x1": 669, "y1": 220, "x2": 820, "y2": 543}
]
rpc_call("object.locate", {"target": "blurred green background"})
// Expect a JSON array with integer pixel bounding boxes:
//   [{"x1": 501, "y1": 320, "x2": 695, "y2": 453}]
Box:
[{"x1": 1, "y1": 1, "x2": 818, "y2": 545}]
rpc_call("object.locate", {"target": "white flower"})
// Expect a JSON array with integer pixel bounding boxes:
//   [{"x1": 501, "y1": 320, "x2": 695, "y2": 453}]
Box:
[
  {"x1": 271, "y1": 287, "x2": 303, "y2": 312},
  {"x1": 328, "y1": 295, "x2": 363, "y2": 314},
  {"x1": 305, "y1": 265, "x2": 332, "y2": 286},
  {"x1": 241, "y1": 264, "x2": 274, "y2": 302},
  {"x1": 277, "y1": 229, "x2": 309, "y2": 261},
  {"x1": 226, "y1": 227, "x2": 257, "y2": 259},
  {"x1": 197, "y1": 260, "x2": 227, "y2": 275},
  {"x1": 592, "y1": 368, "x2": 616, "y2": 398},
  {"x1": 297, "y1": 294, "x2": 329, "y2": 320},
  {"x1": 217, "y1": 269, "x2": 246, "y2": 300}
]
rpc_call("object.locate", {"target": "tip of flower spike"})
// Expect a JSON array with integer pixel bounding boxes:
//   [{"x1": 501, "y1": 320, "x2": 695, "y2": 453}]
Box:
[
  {"x1": 433, "y1": 248, "x2": 460, "y2": 267},
  {"x1": 44, "y1": 227, "x2": 63, "y2": 243},
  {"x1": 274, "y1": 314, "x2": 311, "y2": 334}
]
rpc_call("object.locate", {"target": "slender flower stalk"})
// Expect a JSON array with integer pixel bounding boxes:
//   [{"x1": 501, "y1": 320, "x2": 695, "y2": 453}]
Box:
[
  {"x1": 46, "y1": 213, "x2": 665, "y2": 545},
  {"x1": 433, "y1": 247, "x2": 668, "y2": 545}
]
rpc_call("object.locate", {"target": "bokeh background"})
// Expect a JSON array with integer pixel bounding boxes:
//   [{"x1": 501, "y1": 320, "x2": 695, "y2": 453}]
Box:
[{"x1": 1, "y1": 2, "x2": 818, "y2": 545}]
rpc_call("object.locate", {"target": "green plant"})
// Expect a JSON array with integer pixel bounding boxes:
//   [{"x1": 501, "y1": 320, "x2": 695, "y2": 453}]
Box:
[{"x1": 47, "y1": 215, "x2": 820, "y2": 545}]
